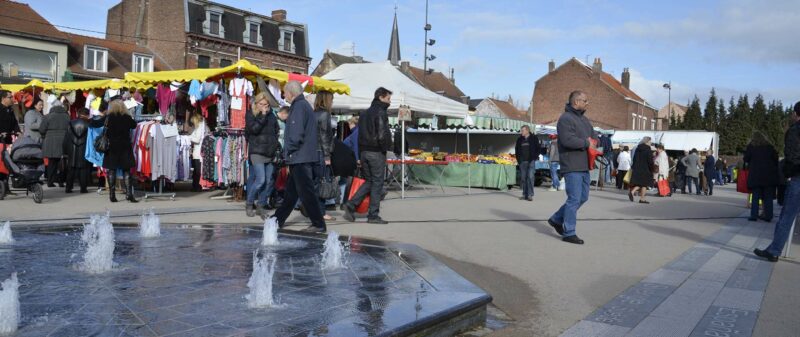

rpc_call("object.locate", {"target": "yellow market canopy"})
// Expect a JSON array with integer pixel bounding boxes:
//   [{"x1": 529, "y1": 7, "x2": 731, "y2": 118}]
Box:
[
  {"x1": 0, "y1": 79, "x2": 51, "y2": 92},
  {"x1": 124, "y1": 59, "x2": 350, "y2": 95},
  {"x1": 1, "y1": 78, "x2": 151, "y2": 92}
]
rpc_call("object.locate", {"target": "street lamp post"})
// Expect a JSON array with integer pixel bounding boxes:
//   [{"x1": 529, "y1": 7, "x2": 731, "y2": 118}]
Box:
[
  {"x1": 663, "y1": 81, "x2": 672, "y2": 129},
  {"x1": 423, "y1": 0, "x2": 433, "y2": 78}
]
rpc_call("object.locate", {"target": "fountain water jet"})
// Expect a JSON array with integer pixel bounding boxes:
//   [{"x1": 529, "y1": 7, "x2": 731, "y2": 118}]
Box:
[
  {"x1": 246, "y1": 251, "x2": 283, "y2": 309},
  {"x1": 139, "y1": 209, "x2": 161, "y2": 238},
  {"x1": 80, "y1": 213, "x2": 116, "y2": 274},
  {"x1": 321, "y1": 231, "x2": 347, "y2": 270},
  {"x1": 0, "y1": 273, "x2": 19, "y2": 336},
  {"x1": 0, "y1": 221, "x2": 12, "y2": 244},
  {"x1": 261, "y1": 217, "x2": 279, "y2": 246}
]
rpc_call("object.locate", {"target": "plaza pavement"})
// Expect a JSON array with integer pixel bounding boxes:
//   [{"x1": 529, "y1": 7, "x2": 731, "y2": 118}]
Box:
[{"x1": 0, "y1": 182, "x2": 797, "y2": 337}]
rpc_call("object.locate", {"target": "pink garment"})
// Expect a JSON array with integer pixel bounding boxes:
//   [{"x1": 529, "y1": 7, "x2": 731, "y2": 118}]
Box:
[{"x1": 155, "y1": 84, "x2": 176, "y2": 116}]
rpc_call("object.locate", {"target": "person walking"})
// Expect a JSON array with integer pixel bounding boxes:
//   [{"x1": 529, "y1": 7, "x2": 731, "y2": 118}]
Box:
[
  {"x1": 547, "y1": 135, "x2": 561, "y2": 191},
  {"x1": 245, "y1": 93, "x2": 280, "y2": 218},
  {"x1": 339, "y1": 117, "x2": 359, "y2": 206},
  {"x1": 616, "y1": 146, "x2": 631, "y2": 190},
  {"x1": 654, "y1": 144, "x2": 670, "y2": 196},
  {"x1": 547, "y1": 91, "x2": 597, "y2": 245},
  {"x1": 189, "y1": 113, "x2": 207, "y2": 192},
  {"x1": 715, "y1": 157, "x2": 727, "y2": 186},
  {"x1": 39, "y1": 103, "x2": 70, "y2": 187},
  {"x1": 681, "y1": 149, "x2": 702, "y2": 195},
  {"x1": 516, "y1": 125, "x2": 539, "y2": 201},
  {"x1": 0, "y1": 90, "x2": 20, "y2": 145},
  {"x1": 743, "y1": 131, "x2": 779, "y2": 222},
  {"x1": 628, "y1": 137, "x2": 655, "y2": 203},
  {"x1": 343, "y1": 87, "x2": 393, "y2": 225},
  {"x1": 313, "y1": 91, "x2": 337, "y2": 221},
  {"x1": 266, "y1": 81, "x2": 326, "y2": 232},
  {"x1": 704, "y1": 151, "x2": 717, "y2": 196},
  {"x1": 62, "y1": 108, "x2": 92, "y2": 193},
  {"x1": 754, "y1": 101, "x2": 800, "y2": 262},
  {"x1": 100, "y1": 100, "x2": 138, "y2": 203},
  {"x1": 23, "y1": 99, "x2": 44, "y2": 143}
]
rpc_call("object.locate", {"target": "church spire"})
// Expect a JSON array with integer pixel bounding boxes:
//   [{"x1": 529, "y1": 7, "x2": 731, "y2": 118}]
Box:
[{"x1": 387, "y1": 7, "x2": 401, "y2": 66}]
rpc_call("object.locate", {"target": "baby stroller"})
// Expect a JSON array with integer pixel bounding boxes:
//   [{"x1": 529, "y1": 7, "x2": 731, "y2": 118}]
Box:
[{"x1": 0, "y1": 137, "x2": 45, "y2": 203}]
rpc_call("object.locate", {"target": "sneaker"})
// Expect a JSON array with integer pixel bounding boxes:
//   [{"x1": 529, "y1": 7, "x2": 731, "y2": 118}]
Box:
[
  {"x1": 245, "y1": 204, "x2": 256, "y2": 217},
  {"x1": 547, "y1": 219, "x2": 564, "y2": 235},
  {"x1": 562, "y1": 235, "x2": 585, "y2": 245},
  {"x1": 548, "y1": 187, "x2": 557, "y2": 192},
  {"x1": 342, "y1": 204, "x2": 356, "y2": 222},
  {"x1": 302, "y1": 225, "x2": 326, "y2": 233},
  {"x1": 753, "y1": 248, "x2": 778, "y2": 262},
  {"x1": 367, "y1": 217, "x2": 389, "y2": 225}
]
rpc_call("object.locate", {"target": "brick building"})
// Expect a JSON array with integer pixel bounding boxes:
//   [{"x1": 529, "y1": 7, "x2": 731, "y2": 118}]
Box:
[
  {"x1": 106, "y1": 0, "x2": 310, "y2": 73},
  {"x1": 66, "y1": 33, "x2": 165, "y2": 80},
  {"x1": 310, "y1": 51, "x2": 366, "y2": 77},
  {"x1": 657, "y1": 102, "x2": 688, "y2": 130},
  {"x1": 0, "y1": 0, "x2": 68, "y2": 84},
  {"x1": 531, "y1": 58, "x2": 659, "y2": 130}
]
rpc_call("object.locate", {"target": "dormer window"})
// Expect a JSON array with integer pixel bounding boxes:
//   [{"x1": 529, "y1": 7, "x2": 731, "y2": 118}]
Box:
[
  {"x1": 85, "y1": 46, "x2": 107, "y2": 72},
  {"x1": 278, "y1": 26, "x2": 295, "y2": 53},
  {"x1": 133, "y1": 54, "x2": 153, "y2": 72},
  {"x1": 203, "y1": 6, "x2": 225, "y2": 38},
  {"x1": 243, "y1": 16, "x2": 262, "y2": 46}
]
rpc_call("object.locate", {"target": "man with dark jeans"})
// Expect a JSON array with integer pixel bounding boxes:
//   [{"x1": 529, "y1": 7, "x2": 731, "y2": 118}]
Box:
[
  {"x1": 343, "y1": 87, "x2": 393, "y2": 224},
  {"x1": 547, "y1": 91, "x2": 598, "y2": 245},
  {"x1": 515, "y1": 125, "x2": 539, "y2": 200},
  {"x1": 754, "y1": 101, "x2": 800, "y2": 262},
  {"x1": 267, "y1": 81, "x2": 326, "y2": 233}
]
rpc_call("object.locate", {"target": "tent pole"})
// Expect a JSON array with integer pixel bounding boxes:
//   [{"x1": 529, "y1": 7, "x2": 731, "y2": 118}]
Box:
[
  {"x1": 401, "y1": 119, "x2": 406, "y2": 200},
  {"x1": 467, "y1": 126, "x2": 471, "y2": 195}
]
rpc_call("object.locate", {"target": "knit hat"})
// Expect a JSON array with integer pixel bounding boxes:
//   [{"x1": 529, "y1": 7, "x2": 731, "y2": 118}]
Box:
[{"x1": 794, "y1": 101, "x2": 800, "y2": 115}]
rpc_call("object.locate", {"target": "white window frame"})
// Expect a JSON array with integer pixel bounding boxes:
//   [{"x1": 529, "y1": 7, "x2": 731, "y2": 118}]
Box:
[
  {"x1": 132, "y1": 53, "x2": 153, "y2": 72},
  {"x1": 84, "y1": 46, "x2": 108, "y2": 72},
  {"x1": 632, "y1": 114, "x2": 637, "y2": 130},
  {"x1": 243, "y1": 17, "x2": 263, "y2": 46},
  {"x1": 278, "y1": 25, "x2": 296, "y2": 53},
  {"x1": 203, "y1": 6, "x2": 225, "y2": 38}
]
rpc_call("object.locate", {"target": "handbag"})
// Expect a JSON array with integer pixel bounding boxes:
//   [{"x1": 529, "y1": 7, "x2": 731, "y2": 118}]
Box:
[
  {"x1": 623, "y1": 170, "x2": 632, "y2": 184},
  {"x1": 736, "y1": 169, "x2": 750, "y2": 194},
  {"x1": 348, "y1": 173, "x2": 370, "y2": 214},
  {"x1": 318, "y1": 166, "x2": 340, "y2": 200},
  {"x1": 93, "y1": 118, "x2": 110, "y2": 154}
]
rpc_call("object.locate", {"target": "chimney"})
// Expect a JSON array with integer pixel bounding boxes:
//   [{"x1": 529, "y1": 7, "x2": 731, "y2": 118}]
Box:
[
  {"x1": 400, "y1": 61, "x2": 410, "y2": 73},
  {"x1": 592, "y1": 57, "x2": 602, "y2": 73},
  {"x1": 272, "y1": 9, "x2": 287, "y2": 22},
  {"x1": 450, "y1": 68, "x2": 455, "y2": 84},
  {"x1": 548, "y1": 59, "x2": 555, "y2": 73},
  {"x1": 621, "y1": 68, "x2": 630, "y2": 89}
]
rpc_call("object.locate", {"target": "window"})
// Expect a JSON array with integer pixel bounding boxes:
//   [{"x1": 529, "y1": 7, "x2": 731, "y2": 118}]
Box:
[
  {"x1": 85, "y1": 46, "x2": 107, "y2": 72},
  {"x1": 632, "y1": 115, "x2": 637, "y2": 130},
  {"x1": 210, "y1": 13, "x2": 220, "y2": 35},
  {"x1": 133, "y1": 54, "x2": 153, "y2": 72},
  {"x1": 651, "y1": 119, "x2": 657, "y2": 131},
  {"x1": 198, "y1": 55, "x2": 210, "y2": 69},
  {"x1": 278, "y1": 26, "x2": 296, "y2": 53},
  {"x1": 0, "y1": 44, "x2": 57, "y2": 82},
  {"x1": 219, "y1": 59, "x2": 232, "y2": 67},
  {"x1": 243, "y1": 18, "x2": 262, "y2": 46},
  {"x1": 282, "y1": 31, "x2": 292, "y2": 52},
  {"x1": 249, "y1": 23, "x2": 259, "y2": 44}
]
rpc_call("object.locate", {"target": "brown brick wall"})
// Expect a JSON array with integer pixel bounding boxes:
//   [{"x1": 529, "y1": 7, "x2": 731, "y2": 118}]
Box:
[
  {"x1": 532, "y1": 60, "x2": 656, "y2": 130},
  {"x1": 143, "y1": 0, "x2": 186, "y2": 69},
  {"x1": 106, "y1": 3, "x2": 122, "y2": 42}
]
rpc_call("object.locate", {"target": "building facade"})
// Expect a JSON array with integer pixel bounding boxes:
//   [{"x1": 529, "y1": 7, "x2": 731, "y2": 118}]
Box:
[
  {"x1": 474, "y1": 98, "x2": 530, "y2": 122},
  {"x1": 0, "y1": 0, "x2": 69, "y2": 84},
  {"x1": 657, "y1": 102, "x2": 688, "y2": 130},
  {"x1": 106, "y1": 0, "x2": 311, "y2": 73},
  {"x1": 66, "y1": 33, "x2": 164, "y2": 80},
  {"x1": 531, "y1": 58, "x2": 659, "y2": 131},
  {"x1": 311, "y1": 51, "x2": 366, "y2": 77}
]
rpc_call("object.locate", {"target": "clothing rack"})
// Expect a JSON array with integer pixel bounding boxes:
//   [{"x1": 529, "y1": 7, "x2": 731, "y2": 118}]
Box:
[{"x1": 144, "y1": 176, "x2": 175, "y2": 201}]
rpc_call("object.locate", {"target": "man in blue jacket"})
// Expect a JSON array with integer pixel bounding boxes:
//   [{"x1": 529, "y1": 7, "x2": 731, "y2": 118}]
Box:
[
  {"x1": 547, "y1": 91, "x2": 597, "y2": 245},
  {"x1": 267, "y1": 81, "x2": 326, "y2": 233}
]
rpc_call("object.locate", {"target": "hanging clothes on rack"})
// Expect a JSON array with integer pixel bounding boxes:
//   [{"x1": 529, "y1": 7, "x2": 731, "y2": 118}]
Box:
[
  {"x1": 155, "y1": 83, "x2": 177, "y2": 116},
  {"x1": 216, "y1": 80, "x2": 230, "y2": 126},
  {"x1": 228, "y1": 77, "x2": 252, "y2": 129},
  {"x1": 177, "y1": 135, "x2": 192, "y2": 181}
]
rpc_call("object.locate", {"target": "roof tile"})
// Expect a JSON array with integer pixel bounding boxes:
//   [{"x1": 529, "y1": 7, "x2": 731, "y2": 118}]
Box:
[{"x1": 0, "y1": 0, "x2": 68, "y2": 41}]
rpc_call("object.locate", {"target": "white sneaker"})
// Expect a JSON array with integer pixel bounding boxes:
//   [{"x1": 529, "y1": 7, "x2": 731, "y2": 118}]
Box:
[{"x1": 548, "y1": 187, "x2": 557, "y2": 192}]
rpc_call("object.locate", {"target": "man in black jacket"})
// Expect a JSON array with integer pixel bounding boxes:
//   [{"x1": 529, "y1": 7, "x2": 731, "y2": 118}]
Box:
[
  {"x1": 343, "y1": 87, "x2": 393, "y2": 224},
  {"x1": 0, "y1": 90, "x2": 20, "y2": 145},
  {"x1": 267, "y1": 81, "x2": 326, "y2": 233},
  {"x1": 547, "y1": 91, "x2": 597, "y2": 245},
  {"x1": 754, "y1": 101, "x2": 800, "y2": 262},
  {"x1": 515, "y1": 125, "x2": 540, "y2": 201}
]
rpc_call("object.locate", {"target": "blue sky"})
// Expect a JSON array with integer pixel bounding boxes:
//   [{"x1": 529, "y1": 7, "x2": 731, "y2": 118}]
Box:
[{"x1": 29, "y1": 0, "x2": 800, "y2": 110}]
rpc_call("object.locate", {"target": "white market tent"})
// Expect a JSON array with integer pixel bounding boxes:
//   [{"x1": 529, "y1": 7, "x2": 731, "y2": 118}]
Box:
[
  {"x1": 321, "y1": 61, "x2": 469, "y2": 117},
  {"x1": 611, "y1": 130, "x2": 719, "y2": 157}
]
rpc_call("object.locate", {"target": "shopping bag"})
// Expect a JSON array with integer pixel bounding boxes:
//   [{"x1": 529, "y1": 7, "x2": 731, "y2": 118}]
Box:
[
  {"x1": 348, "y1": 176, "x2": 370, "y2": 214},
  {"x1": 623, "y1": 170, "x2": 632, "y2": 184},
  {"x1": 736, "y1": 169, "x2": 750, "y2": 194},
  {"x1": 0, "y1": 144, "x2": 8, "y2": 175},
  {"x1": 587, "y1": 138, "x2": 603, "y2": 170},
  {"x1": 657, "y1": 176, "x2": 670, "y2": 197},
  {"x1": 275, "y1": 166, "x2": 289, "y2": 191}
]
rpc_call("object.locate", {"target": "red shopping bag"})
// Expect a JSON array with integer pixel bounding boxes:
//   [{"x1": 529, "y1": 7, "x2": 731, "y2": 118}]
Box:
[
  {"x1": 275, "y1": 166, "x2": 289, "y2": 191},
  {"x1": 587, "y1": 138, "x2": 603, "y2": 170},
  {"x1": 657, "y1": 178, "x2": 670, "y2": 197},
  {"x1": 348, "y1": 176, "x2": 370, "y2": 214},
  {"x1": 0, "y1": 144, "x2": 8, "y2": 175},
  {"x1": 736, "y1": 169, "x2": 750, "y2": 194}
]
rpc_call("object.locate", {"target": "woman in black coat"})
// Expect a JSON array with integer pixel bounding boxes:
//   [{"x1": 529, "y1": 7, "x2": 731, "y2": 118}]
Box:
[
  {"x1": 629, "y1": 136, "x2": 655, "y2": 204},
  {"x1": 99, "y1": 100, "x2": 138, "y2": 203},
  {"x1": 245, "y1": 93, "x2": 280, "y2": 218},
  {"x1": 39, "y1": 104, "x2": 70, "y2": 187},
  {"x1": 743, "y1": 131, "x2": 779, "y2": 222},
  {"x1": 62, "y1": 107, "x2": 92, "y2": 193}
]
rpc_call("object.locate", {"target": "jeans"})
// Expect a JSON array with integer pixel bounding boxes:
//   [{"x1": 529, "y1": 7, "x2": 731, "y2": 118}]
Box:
[
  {"x1": 246, "y1": 162, "x2": 275, "y2": 206},
  {"x1": 273, "y1": 162, "x2": 326, "y2": 229},
  {"x1": 605, "y1": 161, "x2": 614, "y2": 184},
  {"x1": 550, "y1": 162, "x2": 561, "y2": 190},
  {"x1": 687, "y1": 176, "x2": 700, "y2": 194},
  {"x1": 549, "y1": 171, "x2": 590, "y2": 237},
  {"x1": 765, "y1": 178, "x2": 800, "y2": 256},
  {"x1": 716, "y1": 170, "x2": 724, "y2": 185},
  {"x1": 706, "y1": 174, "x2": 715, "y2": 195},
  {"x1": 348, "y1": 151, "x2": 386, "y2": 219},
  {"x1": 751, "y1": 187, "x2": 775, "y2": 220},
  {"x1": 519, "y1": 161, "x2": 535, "y2": 198}
]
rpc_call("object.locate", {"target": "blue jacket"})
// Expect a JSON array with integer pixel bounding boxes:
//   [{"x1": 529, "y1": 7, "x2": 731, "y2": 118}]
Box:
[
  {"x1": 343, "y1": 126, "x2": 359, "y2": 160},
  {"x1": 704, "y1": 155, "x2": 716, "y2": 177},
  {"x1": 283, "y1": 95, "x2": 318, "y2": 165}
]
